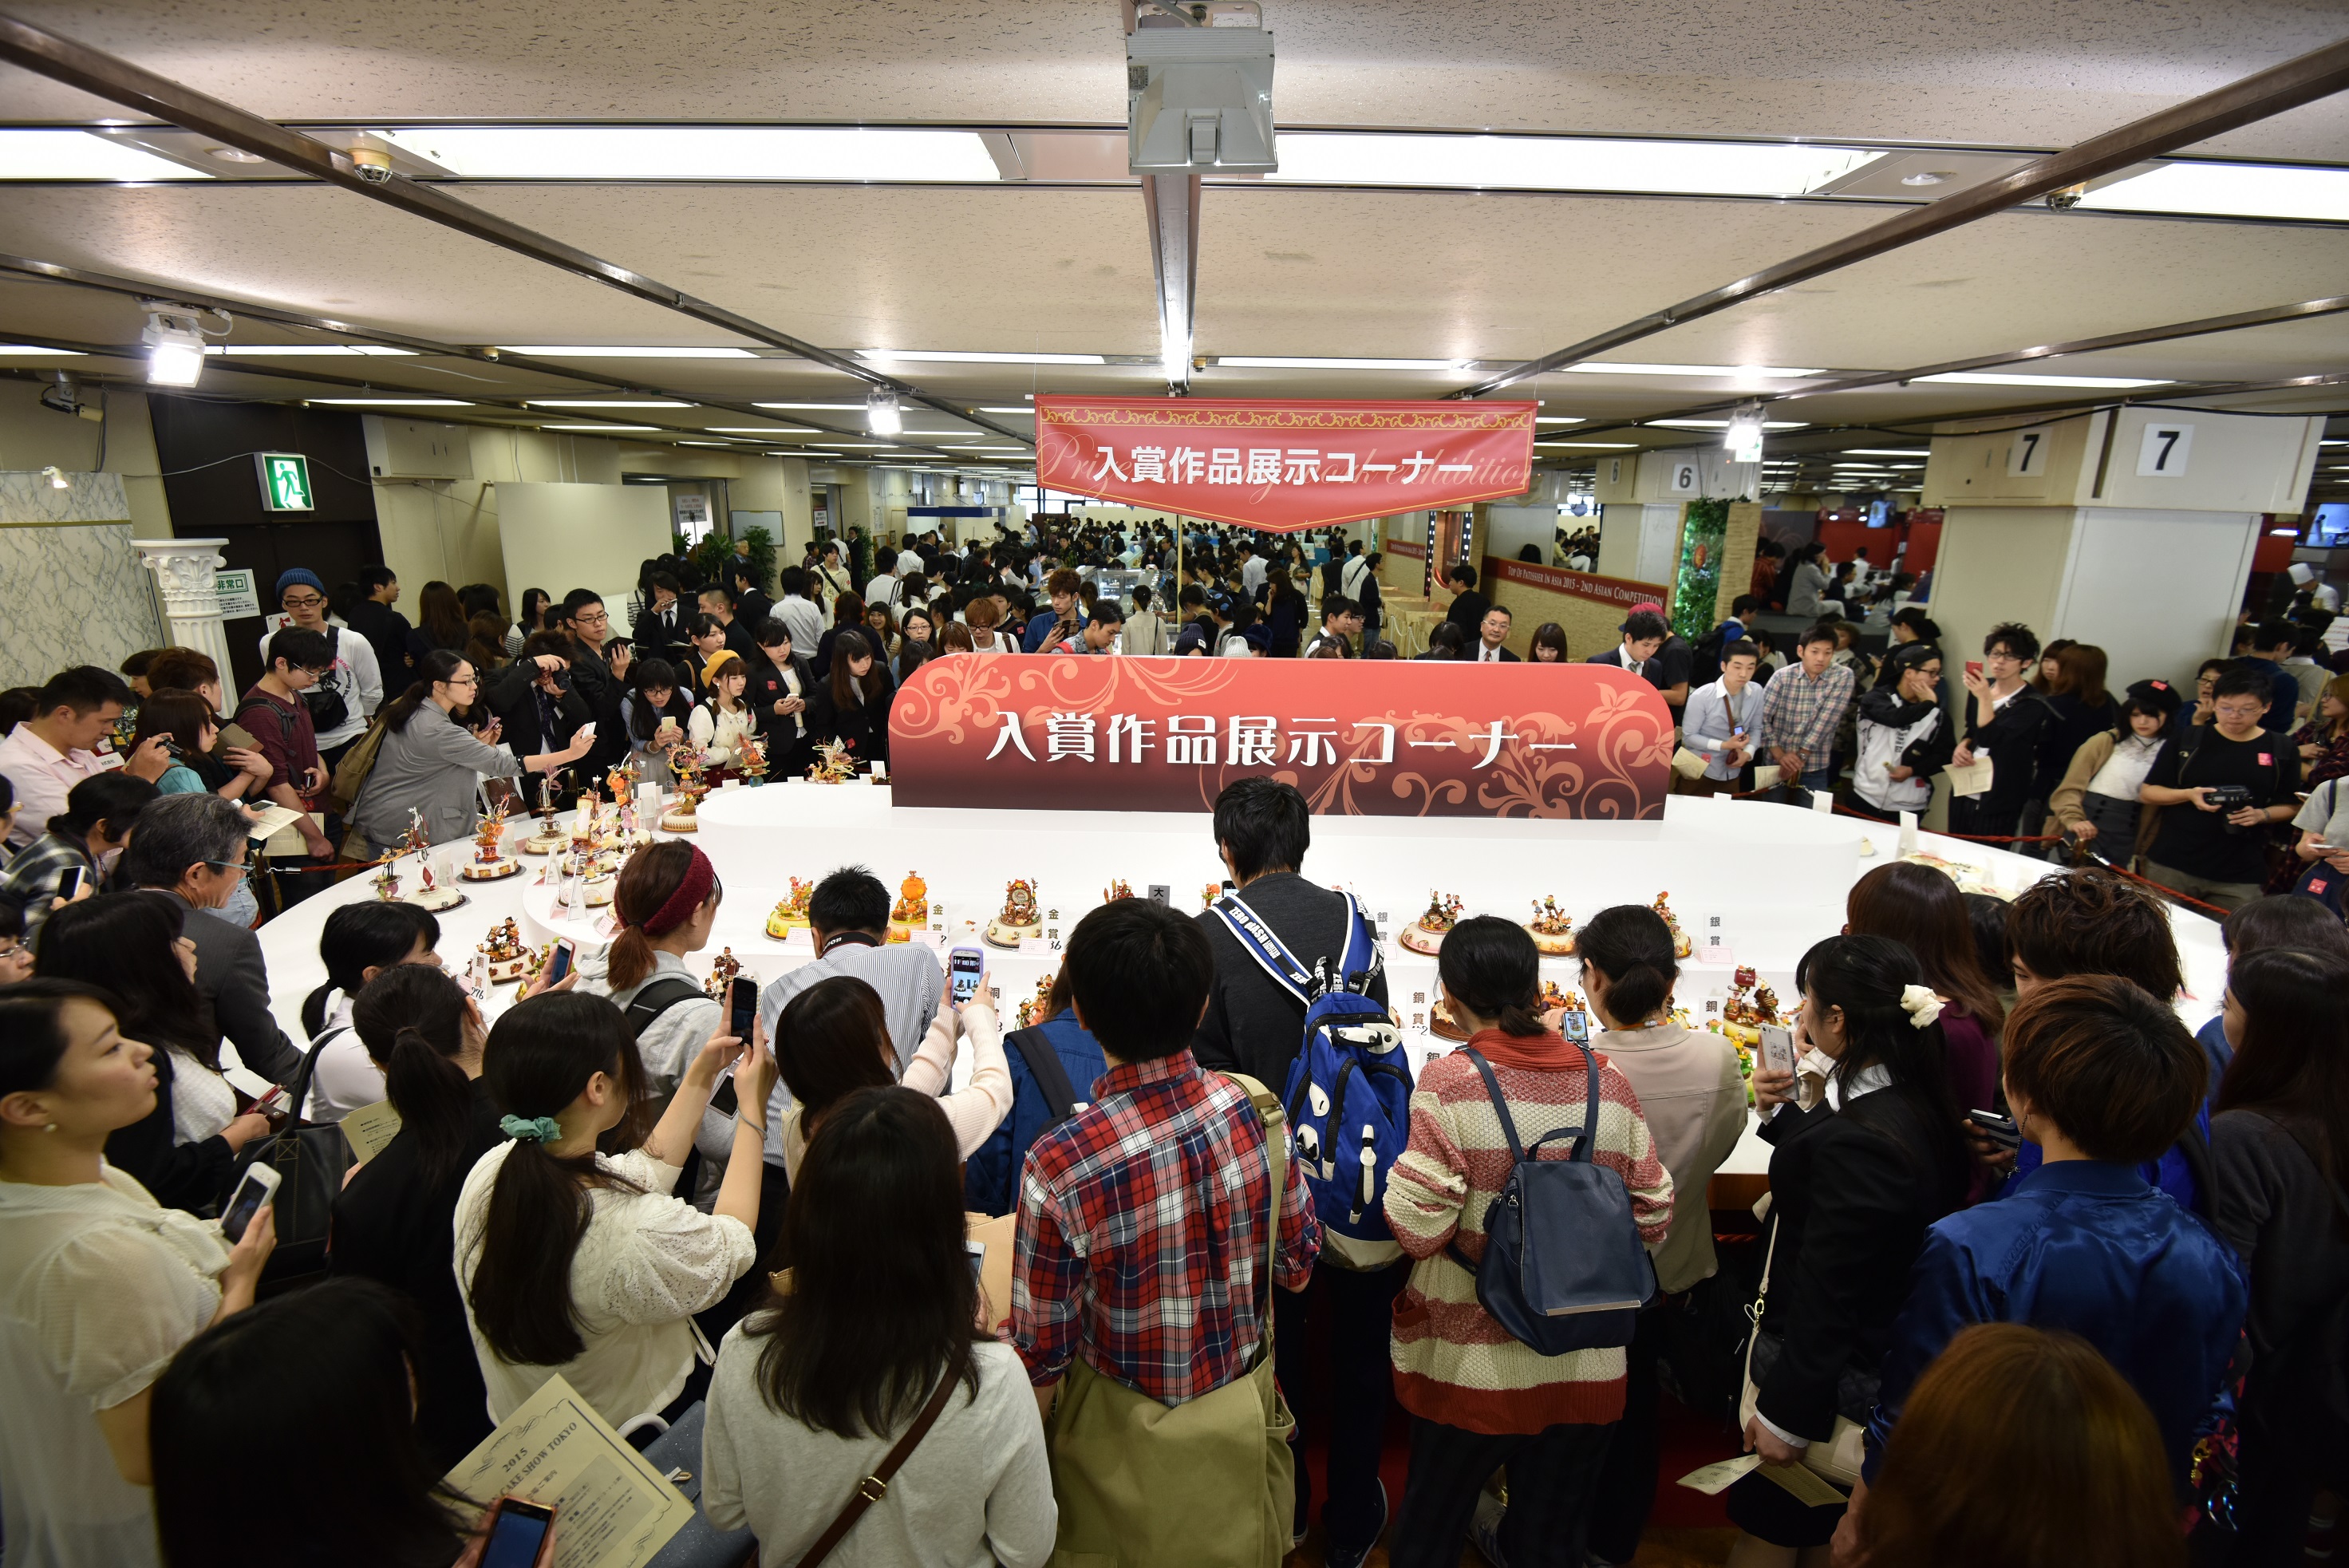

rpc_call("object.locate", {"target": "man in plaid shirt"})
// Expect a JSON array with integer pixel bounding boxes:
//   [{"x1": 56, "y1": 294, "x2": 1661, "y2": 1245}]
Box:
[
  {"x1": 1757, "y1": 622, "x2": 1857, "y2": 798},
  {"x1": 1012, "y1": 898, "x2": 1320, "y2": 1412}
]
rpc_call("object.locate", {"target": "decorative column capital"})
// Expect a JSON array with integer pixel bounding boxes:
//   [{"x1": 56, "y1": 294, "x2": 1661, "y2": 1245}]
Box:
[{"x1": 132, "y1": 537, "x2": 228, "y2": 614}]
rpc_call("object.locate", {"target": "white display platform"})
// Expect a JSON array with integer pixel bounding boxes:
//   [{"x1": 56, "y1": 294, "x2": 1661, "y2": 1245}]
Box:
[{"x1": 250, "y1": 786, "x2": 2228, "y2": 1179}]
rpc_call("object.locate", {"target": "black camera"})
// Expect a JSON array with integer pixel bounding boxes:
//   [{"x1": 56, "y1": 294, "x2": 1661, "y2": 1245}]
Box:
[{"x1": 2206, "y1": 783, "x2": 2256, "y2": 831}]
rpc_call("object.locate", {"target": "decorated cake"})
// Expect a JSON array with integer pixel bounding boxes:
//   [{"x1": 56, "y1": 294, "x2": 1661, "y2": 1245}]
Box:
[
  {"x1": 888, "y1": 872, "x2": 928, "y2": 943},
  {"x1": 1651, "y1": 891, "x2": 1693, "y2": 958},
  {"x1": 984, "y1": 879, "x2": 1044, "y2": 950},
  {"x1": 807, "y1": 739, "x2": 858, "y2": 784},
  {"x1": 1430, "y1": 993, "x2": 1470, "y2": 1042},
  {"x1": 705, "y1": 947, "x2": 743, "y2": 1001},
  {"x1": 1103, "y1": 879, "x2": 1135, "y2": 902},
  {"x1": 1538, "y1": 980, "x2": 1585, "y2": 1016},
  {"x1": 370, "y1": 849, "x2": 402, "y2": 902},
  {"x1": 1525, "y1": 895, "x2": 1576, "y2": 955},
  {"x1": 480, "y1": 918, "x2": 531, "y2": 984},
  {"x1": 661, "y1": 748, "x2": 706, "y2": 832},
  {"x1": 461, "y1": 800, "x2": 522, "y2": 881},
  {"x1": 1202, "y1": 883, "x2": 1224, "y2": 911},
  {"x1": 1399, "y1": 891, "x2": 1464, "y2": 957},
  {"x1": 519, "y1": 775, "x2": 567, "y2": 855},
  {"x1": 1902, "y1": 851, "x2": 1996, "y2": 896},
  {"x1": 765, "y1": 877, "x2": 815, "y2": 940},
  {"x1": 1714, "y1": 964, "x2": 1783, "y2": 1048},
  {"x1": 1015, "y1": 972, "x2": 1056, "y2": 1029},
  {"x1": 397, "y1": 813, "x2": 466, "y2": 912}
]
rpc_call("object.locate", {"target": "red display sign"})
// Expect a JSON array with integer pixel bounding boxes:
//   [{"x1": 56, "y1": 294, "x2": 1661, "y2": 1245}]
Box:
[
  {"x1": 1486, "y1": 557, "x2": 1668, "y2": 611},
  {"x1": 1033, "y1": 397, "x2": 1537, "y2": 533},
  {"x1": 888, "y1": 653, "x2": 1671, "y2": 818}
]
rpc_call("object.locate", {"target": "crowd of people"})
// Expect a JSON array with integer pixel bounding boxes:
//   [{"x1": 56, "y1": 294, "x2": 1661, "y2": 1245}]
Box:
[{"x1": 0, "y1": 516, "x2": 2344, "y2": 1568}]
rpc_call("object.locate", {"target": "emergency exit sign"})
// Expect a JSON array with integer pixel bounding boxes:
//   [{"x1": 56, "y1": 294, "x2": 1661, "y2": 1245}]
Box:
[{"x1": 255, "y1": 452, "x2": 314, "y2": 512}]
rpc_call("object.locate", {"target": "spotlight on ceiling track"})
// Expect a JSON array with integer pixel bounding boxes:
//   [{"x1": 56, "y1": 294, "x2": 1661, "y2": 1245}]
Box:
[
  {"x1": 140, "y1": 301, "x2": 228, "y2": 388},
  {"x1": 38, "y1": 371, "x2": 103, "y2": 422},
  {"x1": 1723, "y1": 401, "x2": 1767, "y2": 464},
  {"x1": 865, "y1": 388, "x2": 903, "y2": 437}
]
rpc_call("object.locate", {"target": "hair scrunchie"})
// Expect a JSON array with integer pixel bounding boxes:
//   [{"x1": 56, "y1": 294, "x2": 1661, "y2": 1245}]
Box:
[
  {"x1": 1898, "y1": 984, "x2": 1945, "y2": 1030},
  {"x1": 500, "y1": 1114, "x2": 563, "y2": 1143}
]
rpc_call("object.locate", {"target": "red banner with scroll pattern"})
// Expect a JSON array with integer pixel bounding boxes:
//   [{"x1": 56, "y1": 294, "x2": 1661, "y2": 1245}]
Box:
[
  {"x1": 887, "y1": 654, "x2": 1670, "y2": 818},
  {"x1": 1033, "y1": 397, "x2": 1537, "y2": 532}
]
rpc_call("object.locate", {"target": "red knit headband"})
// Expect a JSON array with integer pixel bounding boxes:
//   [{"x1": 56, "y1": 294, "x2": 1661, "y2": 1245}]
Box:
[{"x1": 639, "y1": 847, "x2": 717, "y2": 936}]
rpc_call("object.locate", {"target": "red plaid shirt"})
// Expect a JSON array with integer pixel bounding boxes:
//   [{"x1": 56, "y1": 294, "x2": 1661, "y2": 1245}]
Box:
[{"x1": 1011, "y1": 1049, "x2": 1319, "y2": 1405}]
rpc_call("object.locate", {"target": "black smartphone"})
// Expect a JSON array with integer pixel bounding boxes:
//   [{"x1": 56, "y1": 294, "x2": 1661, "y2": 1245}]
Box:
[
  {"x1": 728, "y1": 974, "x2": 758, "y2": 1039},
  {"x1": 54, "y1": 865, "x2": 84, "y2": 901},
  {"x1": 1968, "y1": 1108, "x2": 2022, "y2": 1149},
  {"x1": 543, "y1": 941, "x2": 574, "y2": 986},
  {"x1": 479, "y1": 1497, "x2": 556, "y2": 1568}
]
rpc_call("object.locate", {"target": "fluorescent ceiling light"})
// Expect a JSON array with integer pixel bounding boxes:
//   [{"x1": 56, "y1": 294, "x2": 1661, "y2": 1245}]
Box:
[
  {"x1": 1566, "y1": 361, "x2": 1822, "y2": 377},
  {"x1": 1916, "y1": 371, "x2": 2169, "y2": 388},
  {"x1": 541, "y1": 423, "x2": 662, "y2": 432},
  {"x1": 678, "y1": 440, "x2": 728, "y2": 447},
  {"x1": 378, "y1": 126, "x2": 998, "y2": 182},
  {"x1": 1842, "y1": 448, "x2": 1929, "y2": 456},
  {"x1": 211, "y1": 344, "x2": 415, "y2": 357},
  {"x1": 0, "y1": 344, "x2": 82, "y2": 355},
  {"x1": 705, "y1": 425, "x2": 817, "y2": 434},
  {"x1": 828, "y1": 441, "x2": 900, "y2": 449},
  {"x1": 861, "y1": 349, "x2": 1107, "y2": 365},
  {"x1": 1535, "y1": 417, "x2": 1585, "y2": 425},
  {"x1": 756, "y1": 402, "x2": 873, "y2": 411},
  {"x1": 1648, "y1": 418, "x2": 1808, "y2": 429},
  {"x1": 499, "y1": 345, "x2": 757, "y2": 358},
  {"x1": 979, "y1": 405, "x2": 1036, "y2": 414},
  {"x1": 307, "y1": 397, "x2": 473, "y2": 406},
  {"x1": 963, "y1": 448, "x2": 1032, "y2": 454},
  {"x1": 0, "y1": 130, "x2": 211, "y2": 181},
  {"x1": 1265, "y1": 132, "x2": 1880, "y2": 198},
  {"x1": 1537, "y1": 441, "x2": 1638, "y2": 448},
  {"x1": 1214, "y1": 356, "x2": 1465, "y2": 371},
  {"x1": 527, "y1": 399, "x2": 693, "y2": 408},
  {"x1": 2080, "y1": 161, "x2": 2349, "y2": 223}
]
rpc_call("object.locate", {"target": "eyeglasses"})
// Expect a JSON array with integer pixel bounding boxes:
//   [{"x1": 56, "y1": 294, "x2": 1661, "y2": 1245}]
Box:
[
  {"x1": 282, "y1": 594, "x2": 326, "y2": 610},
  {"x1": 203, "y1": 850, "x2": 257, "y2": 872},
  {"x1": 444, "y1": 674, "x2": 480, "y2": 689},
  {"x1": 573, "y1": 610, "x2": 609, "y2": 626},
  {"x1": 0, "y1": 941, "x2": 27, "y2": 964}
]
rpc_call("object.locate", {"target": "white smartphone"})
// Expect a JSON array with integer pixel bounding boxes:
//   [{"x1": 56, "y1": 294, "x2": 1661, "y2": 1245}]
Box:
[
  {"x1": 220, "y1": 1163, "x2": 281, "y2": 1242},
  {"x1": 948, "y1": 945, "x2": 985, "y2": 1005},
  {"x1": 1759, "y1": 1023, "x2": 1798, "y2": 1078}
]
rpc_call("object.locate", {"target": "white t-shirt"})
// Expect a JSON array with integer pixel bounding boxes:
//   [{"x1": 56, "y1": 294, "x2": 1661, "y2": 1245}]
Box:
[
  {"x1": 168, "y1": 1048, "x2": 237, "y2": 1147},
  {"x1": 0, "y1": 1164, "x2": 227, "y2": 1568},
  {"x1": 454, "y1": 1143, "x2": 756, "y2": 1424},
  {"x1": 303, "y1": 995, "x2": 389, "y2": 1126}
]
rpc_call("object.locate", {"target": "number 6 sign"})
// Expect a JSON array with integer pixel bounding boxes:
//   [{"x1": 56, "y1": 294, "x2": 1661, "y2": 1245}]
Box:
[
  {"x1": 1665, "y1": 459, "x2": 1700, "y2": 495},
  {"x1": 2135, "y1": 422, "x2": 2194, "y2": 478}
]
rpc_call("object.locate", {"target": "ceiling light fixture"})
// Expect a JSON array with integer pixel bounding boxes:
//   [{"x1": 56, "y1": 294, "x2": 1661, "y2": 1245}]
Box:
[
  {"x1": 526, "y1": 399, "x2": 693, "y2": 409},
  {"x1": 211, "y1": 344, "x2": 416, "y2": 357},
  {"x1": 865, "y1": 389, "x2": 903, "y2": 437},
  {"x1": 860, "y1": 349, "x2": 1108, "y2": 365},
  {"x1": 1534, "y1": 417, "x2": 1585, "y2": 425},
  {"x1": 377, "y1": 125, "x2": 1000, "y2": 183},
  {"x1": 1841, "y1": 448, "x2": 1929, "y2": 457},
  {"x1": 498, "y1": 345, "x2": 758, "y2": 358},
  {"x1": 1723, "y1": 401, "x2": 1767, "y2": 464},
  {"x1": 306, "y1": 397, "x2": 473, "y2": 406},
  {"x1": 1161, "y1": 333, "x2": 1192, "y2": 392},
  {"x1": 1915, "y1": 371, "x2": 2170, "y2": 389},
  {"x1": 978, "y1": 405, "x2": 1037, "y2": 414},
  {"x1": 2078, "y1": 160, "x2": 2349, "y2": 223},
  {"x1": 1565, "y1": 361, "x2": 1823, "y2": 378},
  {"x1": 704, "y1": 426, "x2": 819, "y2": 435},
  {"x1": 1213, "y1": 356, "x2": 1467, "y2": 371},
  {"x1": 0, "y1": 344, "x2": 84, "y2": 356},
  {"x1": 1263, "y1": 132, "x2": 1880, "y2": 199},
  {"x1": 1648, "y1": 417, "x2": 1808, "y2": 430},
  {"x1": 541, "y1": 423, "x2": 662, "y2": 432},
  {"x1": 140, "y1": 303, "x2": 220, "y2": 388},
  {"x1": 755, "y1": 402, "x2": 874, "y2": 412},
  {"x1": 0, "y1": 129, "x2": 211, "y2": 181}
]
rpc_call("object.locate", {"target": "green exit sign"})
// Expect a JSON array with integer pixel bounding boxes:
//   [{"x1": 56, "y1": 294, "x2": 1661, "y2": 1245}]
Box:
[{"x1": 255, "y1": 452, "x2": 314, "y2": 512}]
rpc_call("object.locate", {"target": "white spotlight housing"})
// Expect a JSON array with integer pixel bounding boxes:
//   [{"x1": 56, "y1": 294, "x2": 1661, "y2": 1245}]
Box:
[
  {"x1": 1723, "y1": 401, "x2": 1767, "y2": 464},
  {"x1": 865, "y1": 388, "x2": 903, "y2": 437},
  {"x1": 142, "y1": 307, "x2": 209, "y2": 388},
  {"x1": 40, "y1": 464, "x2": 68, "y2": 490}
]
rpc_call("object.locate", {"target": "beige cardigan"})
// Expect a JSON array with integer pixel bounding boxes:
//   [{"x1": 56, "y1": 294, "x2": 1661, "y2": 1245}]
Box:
[{"x1": 1593, "y1": 1022, "x2": 1749, "y2": 1294}]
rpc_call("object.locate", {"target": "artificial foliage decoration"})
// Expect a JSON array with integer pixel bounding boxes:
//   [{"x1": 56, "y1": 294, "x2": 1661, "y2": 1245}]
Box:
[
  {"x1": 1671, "y1": 496, "x2": 1735, "y2": 642},
  {"x1": 735, "y1": 524, "x2": 778, "y2": 593}
]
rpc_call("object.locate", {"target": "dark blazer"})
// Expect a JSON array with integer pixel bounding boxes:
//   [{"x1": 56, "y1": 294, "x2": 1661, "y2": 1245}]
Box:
[
  {"x1": 717, "y1": 618, "x2": 760, "y2": 665},
  {"x1": 1444, "y1": 589, "x2": 1492, "y2": 642},
  {"x1": 343, "y1": 599, "x2": 413, "y2": 688},
  {"x1": 1754, "y1": 1081, "x2": 1968, "y2": 1441},
  {"x1": 745, "y1": 651, "x2": 820, "y2": 776},
  {"x1": 807, "y1": 669, "x2": 895, "y2": 768},
  {"x1": 630, "y1": 598, "x2": 690, "y2": 665},
  {"x1": 736, "y1": 587, "x2": 776, "y2": 630},
  {"x1": 144, "y1": 888, "x2": 303, "y2": 1088},
  {"x1": 484, "y1": 662, "x2": 597, "y2": 780},
  {"x1": 104, "y1": 1040, "x2": 240, "y2": 1215},
  {"x1": 1470, "y1": 643, "x2": 1522, "y2": 663}
]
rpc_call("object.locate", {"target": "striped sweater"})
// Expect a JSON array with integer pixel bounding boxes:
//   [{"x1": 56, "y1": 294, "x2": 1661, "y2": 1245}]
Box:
[{"x1": 1384, "y1": 1028, "x2": 1674, "y2": 1434}]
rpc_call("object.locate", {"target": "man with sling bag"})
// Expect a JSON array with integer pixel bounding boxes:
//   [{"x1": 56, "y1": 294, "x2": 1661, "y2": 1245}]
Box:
[{"x1": 1012, "y1": 899, "x2": 1321, "y2": 1566}]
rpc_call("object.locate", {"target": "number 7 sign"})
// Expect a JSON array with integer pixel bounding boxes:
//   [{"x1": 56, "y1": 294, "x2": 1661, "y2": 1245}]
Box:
[
  {"x1": 2135, "y1": 422, "x2": 2194, "y2": 478},
  {"x1": 2005, "y1": 425, "x2": 2053, "y2": 477}
]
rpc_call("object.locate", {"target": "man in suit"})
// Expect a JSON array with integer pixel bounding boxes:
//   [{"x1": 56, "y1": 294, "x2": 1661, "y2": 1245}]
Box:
[
  {"x1": 697, "y1": 585, "x2": 761, "y2": 662},
  {"x1": 729, "y1": 559, "x2": 776, "y2": 630},
  {"x1": 1341, "y1": 547, "x2": 1384, "y2": 650},
  {"x1": 121, "y1": 793, "x2": 306, "y2": 1088},
  {"x1": 486, "y1": 635, "x2": 599, "y2": 792},
  {"x1": 558, "y1": 591, "x2": 634, "y2": 776},
  {"x1": 1441, "y1": 562, "x2": 1490, "y2": 645},
  {"x1": 1588, "y1": 607, "x2": 1672, "y2": 691},
  {"x1": 1302, "y1": 594, "x2": 1362, "y2": 659},
  {"x1": 748, "y1": 618, "x2": 819, "y2": 780},
  {"x1": 1469, "y1": 603, "x2": 1521, "y2": 662},
  {"x1": 631, "y1": 571, "x2": 690, "y2": 665}
]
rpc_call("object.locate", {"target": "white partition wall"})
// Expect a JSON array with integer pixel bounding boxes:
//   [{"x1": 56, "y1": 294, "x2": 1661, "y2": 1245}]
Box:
[{"x1": 493, "y1": 481, "x2": 671, "y2": 616}]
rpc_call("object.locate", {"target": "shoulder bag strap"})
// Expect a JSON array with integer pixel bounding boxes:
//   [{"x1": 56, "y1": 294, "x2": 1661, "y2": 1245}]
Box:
[
  {"x1": 1209, "y1": 892, "x2": 1317, "y2": 1003},
  {"x1": 1456, "y1": 1046, "x2": 1526, "y2": 1163},
  {"x1": 623, "y1": 977, "x2": 705, "y2": 1039},
  {"x1": 797, "y1": 1370, "x2": 961, "y2": 1568},
  {"x1": 1005, "y1": 1025, "x2": 1080, "y2": 1121},
  {"x1": 1228, "y1": 1072, "x2": 1287, "y2": 1369}
]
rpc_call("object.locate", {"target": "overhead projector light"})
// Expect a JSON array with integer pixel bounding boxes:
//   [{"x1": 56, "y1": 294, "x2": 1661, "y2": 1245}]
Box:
[
  {"x1": 865, "y1": 389, "x2": 903, "y2": 437},
  {"x1": 140, "y1": 302, "x2": 224, "y2": 388},
  {"x1": 1723, "y1": 402, "x2": 1767, "y2": 464},
  {"x1": 1127, "y1": 3, "x2": 1277, "y2": 174}
]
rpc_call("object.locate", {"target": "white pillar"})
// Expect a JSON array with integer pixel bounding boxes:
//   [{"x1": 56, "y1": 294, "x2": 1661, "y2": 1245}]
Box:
[{"x1": 133, "y1": 537, "x2": 233, "y2": 670}]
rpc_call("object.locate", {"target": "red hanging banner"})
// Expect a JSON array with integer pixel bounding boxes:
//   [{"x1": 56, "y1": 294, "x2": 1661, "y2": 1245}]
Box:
[
  {"x1": 1032, "y1": 396, "x2": 1538, "y2": 533},
  {"x1": 886, "y1": 653, "x2": 1672, "y2": 819}
]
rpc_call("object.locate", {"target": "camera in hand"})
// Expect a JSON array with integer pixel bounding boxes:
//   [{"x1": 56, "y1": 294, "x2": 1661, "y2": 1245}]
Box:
[{"x1": 2206, "y1": 782, "x2": 2256, "y2": 831}]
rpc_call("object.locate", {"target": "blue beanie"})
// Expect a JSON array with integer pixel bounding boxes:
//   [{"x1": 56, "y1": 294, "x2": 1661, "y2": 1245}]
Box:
[{"x1": 275, "y1": 567, "x2": 326, "y2": 599}]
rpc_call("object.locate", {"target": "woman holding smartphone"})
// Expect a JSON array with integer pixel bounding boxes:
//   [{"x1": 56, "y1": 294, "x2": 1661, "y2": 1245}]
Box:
[
  {"x1": 621, "y1": 658, "x2": 694, "y2": 784},
  {"x1": 349, "y1": 651, "x2": 590, "y2": 858},
  {"x1": 0, "y1": 979, "x2": 276, "y2": 1568},
  {"x1": 455, "y1": 985, "x2": 780, "y2": 1428}
]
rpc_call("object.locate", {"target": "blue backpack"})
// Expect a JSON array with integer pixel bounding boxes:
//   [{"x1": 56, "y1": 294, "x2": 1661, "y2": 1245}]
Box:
[{"x1": 1210, "y1": 890, "x2": 1411, "y2": 1270}]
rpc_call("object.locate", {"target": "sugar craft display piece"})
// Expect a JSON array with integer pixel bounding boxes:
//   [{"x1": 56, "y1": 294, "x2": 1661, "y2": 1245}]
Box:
[
  {"x1": 985, "y1": 879, "x2": 1044, "y2": 950},
  {"x1": 370, "y1": 849, "x2": 401, "y2": 902},
  {"x1": 1525, "y1": 895, "x2": 1576, "y2": 955},
  {"x1": 1399, "y1": 891, "x2": 1464, "y2": 956},
  {"x1": 521, "y1": 774, "x2": 567, "y2": 855},
  {"x1": 661, "y1": 748, "x2": 707, "y2": 831},
  {"x1": 888, "y1": 872, "x2": 929, "y2": 943},
  {"x1": 1016, "y1": 972, "x2": 1056, "y2": 1029},
  {"x1": 1102, "y1": 879, "x2": 1135, "y2": 902},
  {"x1": 461, "y1": 798, "x2": 522, "y2": 881},
  {"x1": 807, "y1": 738, "x2": 858, "y2": 784},
  {"x1": 764, "y1": 876, "x2": 815, "y2": 940},
  {"x1": 705, "y1": 947, "x2": 743, "y2": 1001},
  {"x1": 1651, "y1": 891, "x2": 1693, "y2": 958},
  {"x1": 398, "y1": 811, "x2": 466, "y2": 911},
  {"x1": 480, "y1": 918, "x2": 530, "y2": 984}
]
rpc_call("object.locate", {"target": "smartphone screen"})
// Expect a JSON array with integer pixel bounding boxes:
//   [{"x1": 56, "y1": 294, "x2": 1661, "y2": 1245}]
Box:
[
  {"x1": 728, "y1": 974, "x2": 758, "y2": 1039},
  {"x1": 220, "y1": 1170, "x2": 273, "y2": 1242},
  {"x1": 543, "y1": 941, "x2": 574, "y2": 986},
  {"x1": 948, "y1": 946, "x2": 984, "y2": 1005},
  {"x1": 54, "y1": 864, "x2": 84, "y2": 900},
  {"x1": 1559, "y1": 1009, "x2": 1589, "y2": 1044},
  {"x1": 965, "y1": 1238, "x2": 986, "y2": 1288},
  {"x1": 480, "y1": 1499, "x2": 555, "y2": 1568},
  {"x1": 1759, "y1": 1023, "x2": 1798, "y2": 1077}
]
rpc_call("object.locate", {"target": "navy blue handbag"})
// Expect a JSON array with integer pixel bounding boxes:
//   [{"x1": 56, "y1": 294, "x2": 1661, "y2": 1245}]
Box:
[{"x1": 1444, "y1": 1045, "x2": 1656, "y2": 1356}]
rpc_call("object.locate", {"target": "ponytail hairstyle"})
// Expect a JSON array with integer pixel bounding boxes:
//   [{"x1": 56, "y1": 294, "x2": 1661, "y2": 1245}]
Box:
[
  {"x1": 1795, "y1": 934, "x2": 1970, "y2": 1199},
  {"x1": 772, "y1": 975, "x2": 894, "y2": 1134},
  {"x1": 469, "y1": 993, "x2": 650, "y2": 1367},
  {"x1": 303, "y1": 900, "x2": 436, "y2": 1039},
  {"x1": 605, "y1": 841, "x2": 719, "y2": 993},
  {"x1": 353, "y1": 963, "x2": 479, "y2": 1188},
  {"x1": 1575, "y1": 903, "x2": 1680, "y2": 1029},
  {"x1": 1435, "y1": 915, "x2": 1548, "y2": 1037},
  {"x1": 380, "y1": 648, "x2": 473, "y2": 734}
]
